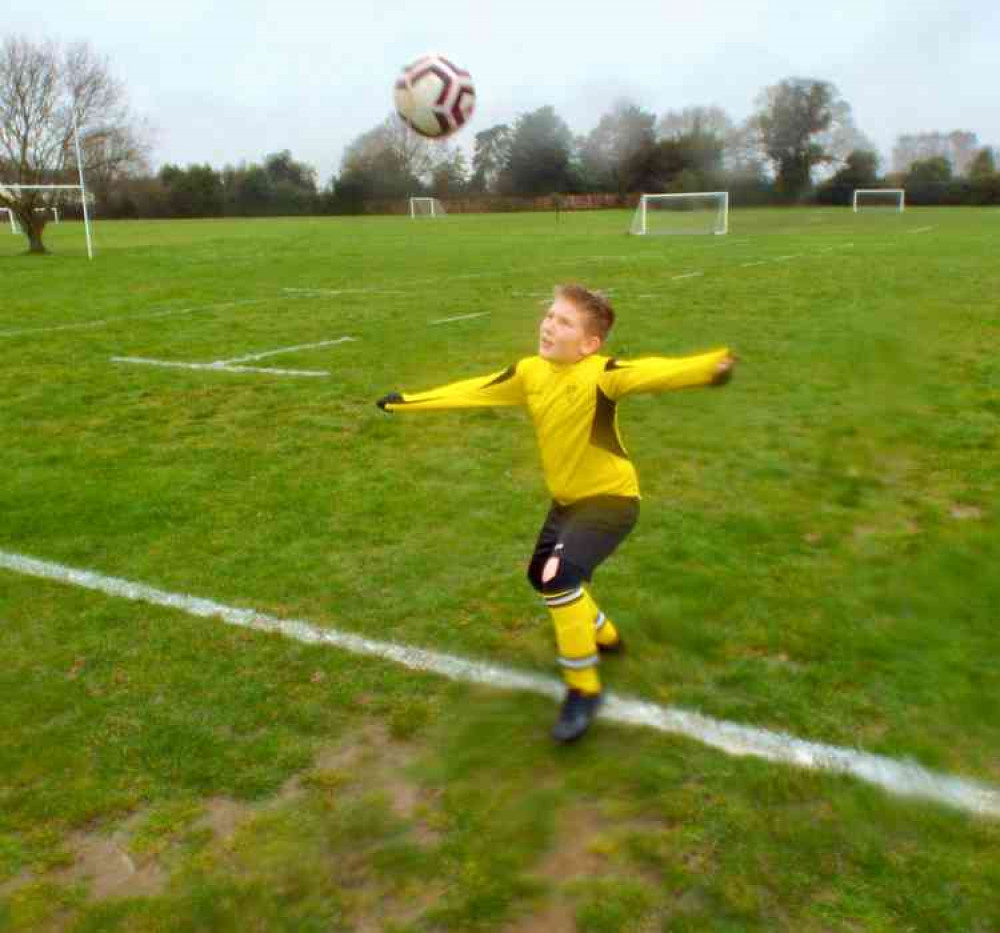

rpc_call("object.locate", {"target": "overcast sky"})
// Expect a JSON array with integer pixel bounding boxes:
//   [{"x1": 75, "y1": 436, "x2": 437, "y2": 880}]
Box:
[{"x1": 5, "y1": 0, "x2": 998, "y2": 181}]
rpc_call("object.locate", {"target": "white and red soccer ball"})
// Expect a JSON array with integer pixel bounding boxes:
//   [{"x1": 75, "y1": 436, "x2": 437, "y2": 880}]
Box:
[{"x1": 394, "y1": 54, "x2": 475, "y2": 139}]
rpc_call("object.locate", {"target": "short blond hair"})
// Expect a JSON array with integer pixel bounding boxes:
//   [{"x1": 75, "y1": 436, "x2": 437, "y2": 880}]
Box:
[{"x1": 555, "y1": 283, "x2": 615, "y2": 341}]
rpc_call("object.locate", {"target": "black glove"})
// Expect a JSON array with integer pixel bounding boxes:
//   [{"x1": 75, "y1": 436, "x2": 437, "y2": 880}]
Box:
[{"x1": 376, "y1": 392, "x2": 403, "y2": 412}]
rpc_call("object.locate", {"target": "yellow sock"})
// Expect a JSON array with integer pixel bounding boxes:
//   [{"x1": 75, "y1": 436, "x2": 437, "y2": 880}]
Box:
[
  {"x1": 594, "y1": 609, "x2": 620, "y2": 647},
  {"x1": 580, "y1": 587, "x2": 619, "y2": 647},
  {"x1": 544, "y1": 585, "x2": 601, "y2": 694}
]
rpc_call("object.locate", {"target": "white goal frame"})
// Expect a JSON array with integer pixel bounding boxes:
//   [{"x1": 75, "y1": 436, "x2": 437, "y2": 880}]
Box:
[
  {"x1": 0, "y1": 185, "x2": 91, "y2": 257},
  {"x1": 0, "y1": 115, "x2": 94, "y2": 257},
  {"x1": 1, "y1": 207, "x2": 15, "y2": 234},
  {"x1": 630, "y1": 192, "x2": 729, "y2": 236},
  {"x1": 852, "y1": 188, "x2": 905, "y2": 213},
  {"x1": 409, "y1": 196, "x2": 446, "y2": 218}
]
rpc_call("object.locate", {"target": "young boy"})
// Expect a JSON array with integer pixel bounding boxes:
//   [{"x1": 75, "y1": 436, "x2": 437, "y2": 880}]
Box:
[{"x1": 377, "y1": 284, "x2": 736, "y2": 742}]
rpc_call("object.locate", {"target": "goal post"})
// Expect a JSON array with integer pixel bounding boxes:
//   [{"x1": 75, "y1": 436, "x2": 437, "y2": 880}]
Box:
[
  {"x1": 1, "y1": 207, "x2": 16, "y2": 233},
  {"x1": 629, "y1": 192, "x2": 729, "y2": 236},
  {"x1": 409, "y1": 196, "x2": 446, "y2": 218},
  {"x1": 0, "y1": 116, "x2": 93, "y2": 257},
  {"x1": 852, "y1": 189, "x2": 905, "y2": 213},
  {"x1": 0, "y1": 184, "x2": 92, "y2": 257}
]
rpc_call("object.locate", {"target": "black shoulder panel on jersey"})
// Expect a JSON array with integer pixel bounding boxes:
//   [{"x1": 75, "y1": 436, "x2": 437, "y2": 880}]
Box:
[
  {"x1": 590, "y1": 387, "x2": 629, "y2": 459},
  {"x1": 484, "y1": 364, "x2": 517, "y2": 387},
  {"x1": 604, "y1": 358, "x2": 627, "y2": 371}
]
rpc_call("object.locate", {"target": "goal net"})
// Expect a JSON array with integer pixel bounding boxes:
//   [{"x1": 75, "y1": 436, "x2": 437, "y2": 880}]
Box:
[
  {"x1": 409, "y1": 197, "x2": 446, "y2": 218},
  {"x1": 629, "y1": 192, "x2": 729, "y2": 236},
  {"x1": 852, "y1": 189, "x2": 905, "y2": 212}
]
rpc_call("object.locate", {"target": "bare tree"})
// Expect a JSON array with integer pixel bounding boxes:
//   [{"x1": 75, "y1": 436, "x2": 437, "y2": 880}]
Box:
[
  {"x1": 891, "y1": 130, "x2": 979, "y2": 175},
  {"x1": 657, "y1": 105, "x2": 734, "y2": 141},
  {"x1": 579, "y1": 99, "x2": 656, "y2": 195},
  {"x1": 751, "y1": 78, "x2": 861, "y2": 198},
  {"x1": 0, "y1": 35, "x2": 149, "y2": 253},
  {"x1": 470, "y1": 124, "x2": 511, "y2": 192},
  {"x1": 813, "y1": 100, "x2": 876, "y2": 179},
  {"x1": 342, "y1": 115, "x2": 437, "y2": 182}
]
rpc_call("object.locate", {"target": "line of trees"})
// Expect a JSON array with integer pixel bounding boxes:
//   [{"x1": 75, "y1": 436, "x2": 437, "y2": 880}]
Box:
[
  {"x1": 326, "y1": 82, "x2": 999, "y2": 213},
  {"x1": 3, "y1": 33, "x2": 1000, "y2": 253},
  {"x1": 85, "y1": 109, "x2": 1000, "y2": 221},
  {"x1": 105, "y1": 150, "x2": 320, "y2": 219}
]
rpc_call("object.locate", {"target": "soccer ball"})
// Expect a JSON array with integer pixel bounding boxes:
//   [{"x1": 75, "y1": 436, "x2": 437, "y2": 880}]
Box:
[{"x1": 393, "y1": 54, "x2": 476, "y2": 139}]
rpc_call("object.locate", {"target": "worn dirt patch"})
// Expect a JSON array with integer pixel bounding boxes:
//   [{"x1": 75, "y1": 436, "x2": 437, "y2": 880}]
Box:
[
  {"x1": 196, "y1": 796, "x2": 255, "y2": 847},
  {"x1": 505, "y1": 898, "x2": 578, "y2": 933},
  {"x1": 60, "y1": 831, "x2": 167, "y2": 901},
  {"x1": 313, "y1": 721, "x2": 441, "y2": 845},
  {"x1": 532, "y1": 805, "x2": 610, "y2": 883},
  {"x1": 949, "y1": 504, "x2": 984, "y2": 520},
  {"x1": 2, "y1": 718, "x2": 436, "y2": 908},
  {"x1": 503, "y1": 804, "x2": 615, "y2": 933}
]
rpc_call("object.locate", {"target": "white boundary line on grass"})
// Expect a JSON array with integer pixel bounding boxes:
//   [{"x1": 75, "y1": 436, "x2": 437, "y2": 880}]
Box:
[
  {"x1": 2, "y1": 546, "x2": 998, "y2": 821},
  {"x1": 0, "y1": 298, "x2": 285, "y2": 339},
  {"x1": 908, "y1": 226, "x2": 934, "y2": 235},
  {"x1": 111, "y1": 335, "x2": 357, "y2": 378},
  {"x1": 217, "y1": 337, "x2": 356, "y2": 364},
  {"x1": 281, "y1": 287, "x2": 407, "y2": 297},
  {"x1": 110, "y1": 357, "x2": 330, "y2": 378},
  {"x1": 429, "y1": 312, "x2": 490, "y2": 326}
]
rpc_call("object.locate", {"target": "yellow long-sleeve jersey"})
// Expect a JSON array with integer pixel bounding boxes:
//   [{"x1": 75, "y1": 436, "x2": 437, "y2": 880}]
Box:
[{"x1": 385, "y1": 348, "x2": 730, "y2": 505}]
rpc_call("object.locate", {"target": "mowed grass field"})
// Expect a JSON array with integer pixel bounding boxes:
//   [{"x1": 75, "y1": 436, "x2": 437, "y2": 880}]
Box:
[{"x1": 1, "y1": 207, "x2": 997, "y2": 931}]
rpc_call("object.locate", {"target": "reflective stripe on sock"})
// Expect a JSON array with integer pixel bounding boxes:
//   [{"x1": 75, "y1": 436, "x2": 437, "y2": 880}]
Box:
[
  {"x1": 544, "y1": 586, "x2": 585, "y2": 608},
  {"x1": 558, "y1": 653, "x2": 599, "y2": 669}
]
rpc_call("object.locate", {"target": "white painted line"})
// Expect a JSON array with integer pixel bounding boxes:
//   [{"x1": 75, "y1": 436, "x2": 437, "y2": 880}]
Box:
[
  {"x1": 111, "y1": 357, "x2": 329, "y2": 378},
  {"x1": 429, "y1": 312, "x2": 489, "y2": 326},
  {"x1": 741, "y1": 261, "x2": 768, "y2": 268},
  {"x1": 2, "y1": 546, "x2": 998, "y2": 820},
  {"x1": 908, "y1": 226, "x2": 934, "y2": 235},
  {"x1": 671, "y1": 272, "x2": 704, "y2": 281},
  {"x1": 0, "y1": 298, "x2": 271, "y2": 339},
  {"x1": 774, "y1": 254, "x2": 802, "y2": 262},
  {"x1": 217, "y1": 337, "x2": 356, "y2": 365},
  {"x1": 282, "y1": 287, "x2": 406, "y2": 297}
]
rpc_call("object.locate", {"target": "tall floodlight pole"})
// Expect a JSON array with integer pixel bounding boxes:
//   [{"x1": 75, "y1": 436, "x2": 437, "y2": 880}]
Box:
[{"x1": 72, "y1": 113, "x2": 94, "y2": 261}]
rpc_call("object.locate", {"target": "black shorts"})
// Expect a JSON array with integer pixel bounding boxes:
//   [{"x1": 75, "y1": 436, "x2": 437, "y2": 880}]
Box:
[{"x1": 527, "y1": 495, "x2": 639, "y2": 590}]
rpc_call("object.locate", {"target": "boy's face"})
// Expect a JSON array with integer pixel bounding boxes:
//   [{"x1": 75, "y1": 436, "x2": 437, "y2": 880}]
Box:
[{"x1": 539, "y1": 297, "x2": 602, "y2": 363}]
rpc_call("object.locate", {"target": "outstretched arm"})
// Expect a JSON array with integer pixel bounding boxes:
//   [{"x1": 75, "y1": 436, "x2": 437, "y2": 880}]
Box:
[
  {"x1": 377, "y1": 362, "x2": 526, "y2": 413},
  {"x1": 599, "y1": 348, "x2": 736, "y2": 400}
]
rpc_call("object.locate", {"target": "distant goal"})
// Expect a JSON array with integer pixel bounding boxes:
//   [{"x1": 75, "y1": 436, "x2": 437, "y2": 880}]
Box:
[
  {"x1": 409, "y1": 197, "x2": 446, "y2": 218},
  {"x1": 0, "y1": 184, "x2": 93, "y2": 257},
  {"x1": 629, "y1": 192, "x2": 729, "y2": 236},
  {"x1": 0, "y1": 206, "x2": 57, "y2": 231},
  {"x1": 852, "y1": 189, "x2": 905, "y2": 212}
]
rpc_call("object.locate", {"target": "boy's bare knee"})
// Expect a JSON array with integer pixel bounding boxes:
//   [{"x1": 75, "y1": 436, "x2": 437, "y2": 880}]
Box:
[{"x1": 541, "y1": 556, "x2": 560, "y2": 583}]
